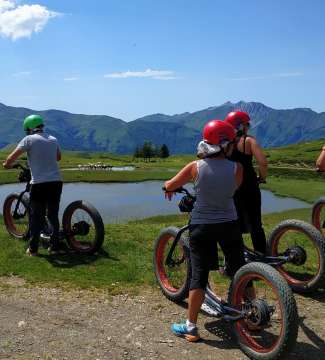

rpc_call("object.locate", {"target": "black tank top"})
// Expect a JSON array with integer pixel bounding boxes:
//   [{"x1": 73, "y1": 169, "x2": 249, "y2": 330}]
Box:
[{"x1": 229, "y1": 136, "x2": 258, "y2": 188}]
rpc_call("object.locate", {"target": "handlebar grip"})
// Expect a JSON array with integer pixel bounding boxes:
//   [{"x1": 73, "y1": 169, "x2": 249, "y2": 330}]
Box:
[
  {"x1": 162, "y1": 186, "x2": 185, "y2": 193},
  {"x1": 174, "y1": 187, "x2": 184, "y2": 193}
]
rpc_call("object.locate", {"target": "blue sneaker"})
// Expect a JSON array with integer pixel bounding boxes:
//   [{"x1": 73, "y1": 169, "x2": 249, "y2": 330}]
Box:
[{"x1": 171, "y1": 323, "x2": 200, "y2": 342}]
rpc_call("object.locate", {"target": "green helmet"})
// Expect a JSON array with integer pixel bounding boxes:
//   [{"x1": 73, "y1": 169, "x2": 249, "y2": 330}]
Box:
[{"x1": 23, "y1": 114, "x2": 44, "y2": 131}]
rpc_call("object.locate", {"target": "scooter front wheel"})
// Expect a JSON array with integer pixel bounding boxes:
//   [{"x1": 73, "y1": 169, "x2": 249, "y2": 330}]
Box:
[
  {"x1": 153, "y1": 226, "x2": 191, "y2": 302},
  {"x1": 3, "y1": 192, "x2": 30, "y2": 239}
]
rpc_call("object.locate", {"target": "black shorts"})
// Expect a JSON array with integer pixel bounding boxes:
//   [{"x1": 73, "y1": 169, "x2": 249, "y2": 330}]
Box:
[
  {"x1": 30, "y1": 181, "x2": 63, "y2": 203},
  {"x1": 189, "y1": 221, "x2": 246, "y2": 290}
]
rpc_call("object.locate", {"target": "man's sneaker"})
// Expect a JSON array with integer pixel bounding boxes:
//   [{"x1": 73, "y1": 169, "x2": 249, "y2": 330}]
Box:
[
  {"x1": 171, "y1": 323, "x2": 200, "y2": 342},
  {"x1": 26, "y1": 248, "x2": 37, "y2": 257}
]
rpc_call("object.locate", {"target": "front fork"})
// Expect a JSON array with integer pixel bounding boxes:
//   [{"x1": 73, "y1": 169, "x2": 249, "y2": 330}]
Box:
[
  {"x1": 165, "y1": 225, "x2": 190, "y2": 266},
  {"x1": 13, "y1": 189, "x2": 29, "y2": 220}
]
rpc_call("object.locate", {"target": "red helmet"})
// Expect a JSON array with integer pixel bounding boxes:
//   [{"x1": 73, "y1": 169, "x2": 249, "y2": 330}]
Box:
[
  {"x1": 202, "y1": 120, "x2": 236, "y2": 145},
  {"x1": 224, "y1": 111, "x2": 250, "y2": 130}
]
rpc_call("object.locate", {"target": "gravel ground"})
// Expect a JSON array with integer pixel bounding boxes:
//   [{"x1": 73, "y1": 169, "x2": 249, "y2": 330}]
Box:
[{"x1": 0, "y1": 276, "x2": 325, "y2": 360}]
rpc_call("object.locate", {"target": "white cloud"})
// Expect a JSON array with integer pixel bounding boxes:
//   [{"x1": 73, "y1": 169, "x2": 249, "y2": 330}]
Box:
[
  {"x1": 0, "y1": 0, "x2": 60, "y2": 40},
  {"x1": 104, "y1": 68, "x2": 178, "y2": 80},
  {"x1": 12, "y1": 70, "x2": 31, "y2": 77},
  {"x1": 0, "y1": 0, "x2": 14, "y2": 12},
  {"x1": 64, "y1": 77, "x2": 79, "y2": 81},
  {"x1": 227, "y1": 72, "x2": 303, "y2": 81},
  {"x1": 273, "y1": 72, "x2": 304, "y2": 78},
  {"x1": 227, "y1": 75, "x2": 267, "y2": 81},
  {"x1": 154, "y1": 75, "x2": 179, "y2": 80}
]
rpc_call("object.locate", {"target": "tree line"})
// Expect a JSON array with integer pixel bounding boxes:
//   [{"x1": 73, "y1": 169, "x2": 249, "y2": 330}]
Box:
[{"x1": 133, "y1": 142, "x2": 170, "y2": 161}]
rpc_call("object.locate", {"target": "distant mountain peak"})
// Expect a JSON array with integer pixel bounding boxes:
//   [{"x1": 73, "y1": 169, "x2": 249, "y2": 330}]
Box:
[
  {"x1": 220, "y1": 100, "x2": 269, "y2": 110},
  {"x1": 299, "y1": 107, "x2": 313, "y2": 112},
  {"x1": 1, "y1": 100, "x2": 325, "y2": 153},
  {"x1": 206, "y1": 106, "x2": 219, "y2": 111}
]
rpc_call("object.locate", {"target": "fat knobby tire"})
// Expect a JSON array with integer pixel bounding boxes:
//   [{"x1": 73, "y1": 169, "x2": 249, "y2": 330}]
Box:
[
  {"x1": 228, "y1": 262, "x2": 298, "y2": 360},
  {"x1": 62, "y1": 200, "x2": 104, "y2": 255},
  {"x1": 267, "y1": 219, "x2": 325, "y2": 293},
  {"x1": 311, "y1": 198, "x2": 325, "y2": 231},
  {"x1": 3, "y1": 192, "x2": 30, "y2": 239},
  {"x1": 153, "y1": 226, "x2": 191, "y2": 302}
]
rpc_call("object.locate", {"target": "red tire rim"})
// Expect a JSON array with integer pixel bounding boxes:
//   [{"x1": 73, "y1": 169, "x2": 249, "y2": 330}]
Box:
[
  {"x1": 64, "y1": 205, "x2": 95, "y2": 252},
  {"x1": 231, "y1": 273, "x2": 284, "y2": 353},
  {"x1": 156, "y1": 233, "x2": 186, "y2": 293},
  {"x1": 312, "y1": 204, "x2": 322, "y2": 232},
  {"x1": 271, "y1": 227, "x2": 321, "y2": 286},
  {"x1": 3, "y1": 196, "x2": 28, "y2": 238}
]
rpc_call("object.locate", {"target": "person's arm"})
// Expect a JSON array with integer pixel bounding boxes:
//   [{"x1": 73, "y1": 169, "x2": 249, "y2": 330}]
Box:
[
  {"x1": 164, "y1": 161, "x2": 197, "y2": 199},
  {"x1": 235, "y1": 162, "x2": 243, "y2": 188},
  {"x1": 249, "y1": 138, "x2": 268, "y2": 180},
  {"x1": 316, "y1": 146, "x2": 325, "y2": 171},
  {"x1": 3, "y1": 148, "x2": 25, "y2": 169},
  {"x1": 57, "y1": 147, "x2": 62, "y2": 161}
]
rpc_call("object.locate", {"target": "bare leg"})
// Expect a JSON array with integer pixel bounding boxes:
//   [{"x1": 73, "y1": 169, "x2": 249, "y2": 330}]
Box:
[{"x1": 188, "y1": 288, "x2": 205, "y2": 323}]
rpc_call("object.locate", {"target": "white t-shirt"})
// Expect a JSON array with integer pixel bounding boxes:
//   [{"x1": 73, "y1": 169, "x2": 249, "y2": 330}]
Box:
[{"x1": 17, "y1": 132, "x2": 62, "y2": 184}]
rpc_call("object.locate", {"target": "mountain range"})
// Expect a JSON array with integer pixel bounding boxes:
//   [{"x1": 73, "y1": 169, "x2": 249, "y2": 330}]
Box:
[{"x1": 1, "y1": 101, "x2": 325, "y2": 154}]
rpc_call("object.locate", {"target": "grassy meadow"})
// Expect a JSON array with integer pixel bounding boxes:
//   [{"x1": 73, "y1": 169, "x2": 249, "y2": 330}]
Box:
[
  {"x1": 0, "y1": 139, "x2": 324, "y2": 292},
  {"x1": 0, "y1": 208, "x2": 314, "y2": 294}
]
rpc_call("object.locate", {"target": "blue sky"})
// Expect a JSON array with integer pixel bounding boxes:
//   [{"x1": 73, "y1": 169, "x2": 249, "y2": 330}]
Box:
[{"x1": 0, "y1": 0, "x2": 324, "y2": 121}]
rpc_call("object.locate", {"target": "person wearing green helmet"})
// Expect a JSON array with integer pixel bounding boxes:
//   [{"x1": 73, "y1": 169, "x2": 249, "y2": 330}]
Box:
[
  {"x1": 3, "y1": 114, "x2": 63, "y2": 256},
  {"x1": 23, "y1": 114, "x2": 44, "y2": 132}
]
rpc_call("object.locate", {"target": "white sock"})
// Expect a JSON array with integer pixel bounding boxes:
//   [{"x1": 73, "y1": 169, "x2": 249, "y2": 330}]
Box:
[{"x1": 186, "y1": 319, "x2": 197, "y2": 331}]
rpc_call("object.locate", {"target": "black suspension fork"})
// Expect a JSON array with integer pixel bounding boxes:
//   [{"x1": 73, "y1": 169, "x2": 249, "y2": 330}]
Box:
[
  {"x1": 13, "y1": 188, "x2": 30, "y2": 218},
  {"x1": 165, "y1": 224, "x2": 190, "y2": 266}
]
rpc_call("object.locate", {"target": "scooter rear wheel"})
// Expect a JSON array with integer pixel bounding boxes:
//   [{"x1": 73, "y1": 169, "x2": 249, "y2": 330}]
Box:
[
  {"x1": 228, "y1": 262, "x2": 298, "y2": 360},
  {"x1": 267, "y1": 219, "x2": 325, "y2": 293},
  {"x1": 62, "y1": 200, "x2": 104, "y2": 255}
]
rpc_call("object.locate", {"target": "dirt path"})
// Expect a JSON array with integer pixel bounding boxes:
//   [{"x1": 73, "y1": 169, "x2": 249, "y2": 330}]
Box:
[{"x1": 0, "y1": 277, "x2": 325, "y2": 360}]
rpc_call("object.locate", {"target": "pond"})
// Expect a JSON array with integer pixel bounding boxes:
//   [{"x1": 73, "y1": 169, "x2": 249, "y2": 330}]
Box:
[{"x1": 0, "y1": 181, "x2": 310, "y2": 224}]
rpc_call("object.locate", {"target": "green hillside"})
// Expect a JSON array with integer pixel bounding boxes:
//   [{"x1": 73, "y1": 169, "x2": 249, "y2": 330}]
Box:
[
  {"x1": 1, "y1": 101, "x2": 325, "y2": 154},
  {"x1": 266, "y1": 139, "x2": 324, "y2": 168}
]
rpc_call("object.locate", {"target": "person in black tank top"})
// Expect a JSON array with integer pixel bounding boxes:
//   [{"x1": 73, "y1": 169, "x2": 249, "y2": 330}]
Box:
[{"x1": 225, "y1": 111, "x2": 268, "y2": 254}]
